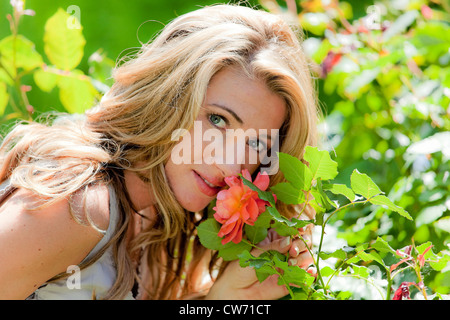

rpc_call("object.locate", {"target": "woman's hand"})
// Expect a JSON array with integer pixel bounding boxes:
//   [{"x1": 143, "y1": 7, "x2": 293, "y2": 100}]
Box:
[{"x1": 205, "y1": 228, "x2": 315, "y2": 300}]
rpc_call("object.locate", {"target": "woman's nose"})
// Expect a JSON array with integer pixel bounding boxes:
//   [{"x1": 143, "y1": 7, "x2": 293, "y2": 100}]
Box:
[{"x1": 203, "y1": 130, "x2": 246, "y2": 178}]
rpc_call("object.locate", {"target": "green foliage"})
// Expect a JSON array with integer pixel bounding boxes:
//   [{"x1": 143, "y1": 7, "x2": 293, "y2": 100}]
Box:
[
  {"x1": 0, "y1": 3, "x2": 113, "y2": 130},
  {"x1": 197, "y1": 146, "x2": 449, "y2": 299},
  {"x1": 257, "y1": 0, "x2": 450, "y2": 298}
]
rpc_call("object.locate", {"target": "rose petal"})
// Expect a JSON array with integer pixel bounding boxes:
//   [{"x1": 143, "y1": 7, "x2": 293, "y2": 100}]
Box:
[
  {"x1": 253, "y1": 171, "x2": 270, "y2": 191},
  {"x1": 255, "y1": 199, "x2": 268, "y2": 214},
  {"x1": 216, "y1": 190, "x2": 228, "y2": 201},
  {"x1": 225, "y1": 175, "x2": 241, "y2": 187},
  {"x1": 241, "y1": 169, "x2": 252, "y2": 182},
  {"x1": 231, "y1": 219, "x2": 244, "y2": 244},
  {"x1": 245, "y1": 197, "x2": 259, "y2": 222}
]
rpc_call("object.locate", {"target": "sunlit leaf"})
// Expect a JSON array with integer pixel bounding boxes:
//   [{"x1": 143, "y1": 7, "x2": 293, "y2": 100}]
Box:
[
  {"x1": 323, "y1": 183, "x2": 356, "y2": 202},
  {"x1": 303, "y1": 146, "x2": 338, "y2": 181},
  {"x1": 278, "y1": 152, "x2": 313, "y2": 191},
  {"x1": 57, "y1": 70, "x2": 97, "y2": 113},
  {"x1": 350, "y1": 169, "x2": 383, "y2": 199},
  {"x1": 44, "y1": 8, "x2": 86, "y2": 70},
  {"x1": 33, "y1": 68, "x2": 58, "y2": 92},
  {"x1": 370, "y1": 195, "x2": 413, "y2": 220},
  {"x1": 371, "y1": 237, "x2": 396, "y2": 254},
  {"x1": 0, "y1": 82, "x2": 9, "y2": 116},
  {"x1": 271, "y1": 182, "x2": 305, "y2": 204},
  {"x1": 0, "y1": 35, "x2": 43, "y2": 72}
]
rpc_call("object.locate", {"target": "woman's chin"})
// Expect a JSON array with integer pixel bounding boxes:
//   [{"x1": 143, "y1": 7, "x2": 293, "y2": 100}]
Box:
[
  {"x1": 178, "y1": 196, "x2": 211, "y2": 213},
  {"x1": 177, "y1": 195, "x2": 212, "y2": 212}
]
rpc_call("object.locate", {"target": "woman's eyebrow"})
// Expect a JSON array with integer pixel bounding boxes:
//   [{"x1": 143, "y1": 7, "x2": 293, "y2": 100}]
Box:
[{"x1": 209, "y1": 103, "x2": 244, "y2": 124}]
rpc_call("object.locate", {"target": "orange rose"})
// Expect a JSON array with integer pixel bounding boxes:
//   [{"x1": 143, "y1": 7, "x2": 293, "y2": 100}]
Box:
[{"x1": 213, "y1": 169, "x2": 272, "y2": 245}]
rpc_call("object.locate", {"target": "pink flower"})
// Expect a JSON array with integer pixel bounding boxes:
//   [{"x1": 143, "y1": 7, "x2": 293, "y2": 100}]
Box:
[{"x1": 213, "y1": 169, "x2": 272, "y2": 245}]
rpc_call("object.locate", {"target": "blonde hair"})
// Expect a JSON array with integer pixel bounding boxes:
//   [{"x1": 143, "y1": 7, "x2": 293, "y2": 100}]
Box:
[{"x1": 0, "y1": 4, "x2": 319, "y2": 299}]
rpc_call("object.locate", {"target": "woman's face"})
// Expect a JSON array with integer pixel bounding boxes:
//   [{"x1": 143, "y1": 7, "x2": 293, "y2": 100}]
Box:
[{"x1": 165, "y1": 66, "x2": 287, "y2": 212}]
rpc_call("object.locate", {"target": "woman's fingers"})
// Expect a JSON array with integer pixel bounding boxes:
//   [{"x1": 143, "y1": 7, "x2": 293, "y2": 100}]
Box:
[
  {"x1": 288, "y1": 250, "x2": 314, "y2": 269},
  {"x1": 288, "y1": 235, "x2": 312, "y2": 257},
  {"x1": 255, "y1": 235, "x2": 291, "y2": 256}
]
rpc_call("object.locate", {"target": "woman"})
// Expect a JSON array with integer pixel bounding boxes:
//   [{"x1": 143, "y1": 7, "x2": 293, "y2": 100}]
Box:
[{"x1": 0, "y1": 4, "x2": 319, "y2": 300}]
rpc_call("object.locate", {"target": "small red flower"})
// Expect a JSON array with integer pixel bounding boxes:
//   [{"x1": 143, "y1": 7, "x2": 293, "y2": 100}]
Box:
[
  {"x1": 213, "y1": 169, "x2": 273, "y2": 245},
  {"x1": 393, "y1": 282, "x2": 414, "y2": 300},
  {"x1": 321, "y1": 51, "x2": 342, "y2": 77}
]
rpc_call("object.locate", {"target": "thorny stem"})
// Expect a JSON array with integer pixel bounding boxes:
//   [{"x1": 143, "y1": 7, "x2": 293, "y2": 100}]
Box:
[
  {"x1": 386, "y1": 271, "x2": 392, "y2": 300},
  {"x1": 313, "y1": 199, "x2": 371, "y2": 297},
  {"x1": 415, "y1": 265, "x2": 428, "y2": 300}
]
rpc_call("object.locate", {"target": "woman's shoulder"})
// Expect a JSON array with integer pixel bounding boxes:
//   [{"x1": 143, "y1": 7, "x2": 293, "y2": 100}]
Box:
[{"x1": 0, "y1": 182, "x2": 112, "y2": 298}]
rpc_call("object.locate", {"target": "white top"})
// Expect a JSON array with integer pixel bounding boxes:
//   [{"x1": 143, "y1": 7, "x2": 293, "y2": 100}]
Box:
[{"x1": 0, "y1": 180, "x2": 133, "y2": 300}]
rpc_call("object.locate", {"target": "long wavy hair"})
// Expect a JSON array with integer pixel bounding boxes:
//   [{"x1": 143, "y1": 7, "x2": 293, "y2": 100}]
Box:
[{"x1": 0, "y1": 4, "x2": 319, "y2": 299}]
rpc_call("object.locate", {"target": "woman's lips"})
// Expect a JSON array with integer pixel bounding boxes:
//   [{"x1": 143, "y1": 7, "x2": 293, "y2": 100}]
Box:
[{"x1": 193, "y1": 170, "x2": 222, "y2": 197}]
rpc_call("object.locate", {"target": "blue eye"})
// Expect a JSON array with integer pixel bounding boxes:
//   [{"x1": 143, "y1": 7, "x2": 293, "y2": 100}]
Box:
[
  {"x1": 248, "y1": 138, "x2": 266, "y2": 152},
  {"x1": 209, "y1": 114, "x2": 227, "y2": 128}
]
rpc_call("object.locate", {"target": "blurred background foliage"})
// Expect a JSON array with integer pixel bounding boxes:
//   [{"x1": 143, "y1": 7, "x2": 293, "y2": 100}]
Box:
[
  {"x1": 260, "y1": 0, "x2": 449, "y2": 297},
  {"x1": 0, "y1": 0, "x2": 449, "y2": 298}
]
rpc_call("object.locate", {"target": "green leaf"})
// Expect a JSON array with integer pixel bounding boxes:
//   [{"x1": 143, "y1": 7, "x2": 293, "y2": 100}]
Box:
[
  {"x1": 371, "y1": 237, "x2": 396, "y2": 254},
  {"x1": 310, "y1": 189, "x2": 334, "y2": 212},
  {"x1": 196, "y1": 218, "x2": 223, "y2": 251},
  {"x1": 291, "y1": 218, "x2": 314, "y2": 230},
  {"x1": 238, "y1": 250, "x2": 270, "y2": 268},
  {"x1": 350, "y1": 169, "x2": 383, "y2": 199},
  {"x1": 369, "y1": 195, "x2": 412, "y2": 220},
  {"x1": 57, "y1": 70, "x2": 97, "y2": 113},
  {"x1": 278, "y1": 152, "x2": 313, "y2": 191},
  {"x1": 351, "y1": 265, "x2": 370, "y2": 278},
  {"x1": 320, "y1": 266, "x2": 335, "y2": 277},
  {"x1": 253, "y1": 210, "x2": 272, "y2": 229},
  {"x1": 356, "y1": 250, "x2": 384, "y2": 267},
  {"x1": 323, "y1": 183, "x2": 356, "y2": 202},
  {"x1": 87, "y1": 49, "x2": 115, "y2": 87},
  {"x1": 0, "y1": 82, "x2": 8, "y2": 116},
  {"x1": 238, "y1": 251, "x2": 277, "y2": 282},
  {"x1": 303, "y1": 146, "x2": 338, "y2": 181},
  {"x1": 316, "y1": 179, "x2": 336, "y2": 210},
  {"x1": 270, "y1": 182, "x2": 305, "y2": 205},
  {"x1": 319, "y1": 249, "x2": 347, "y2": 261},
  {"x1": 435, "y1": 216, "x2": 450, "y2": 233},
  {"x1": 0, "y1": 35, "x2": 43, "y2": 73},
  {"x1": 272, "y1": 220, "x2": 299, "y2": 237},
  {"x1": 44, "y1": 8, "x2": 86, "y2": 70},
  {"x1": 266, "y1": 206, "x2": 296, "y2": 227},
  {"x1": 244, "y1": 223, "x2": 267, "y2": 244},
  {"x1": 33, "y1": 68, "x2": 58, "y2": 92},
  {"x1": 429, "y1": 253, "x2": 450, "y2": 272},
  {"x1": 218, "y1": 240, "x2": 252, "y2": 261}
]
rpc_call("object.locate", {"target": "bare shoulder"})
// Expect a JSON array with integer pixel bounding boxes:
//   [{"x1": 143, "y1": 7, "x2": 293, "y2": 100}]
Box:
[{"x1": 0, "y1": 184, "x2": 112, "y2": 299}]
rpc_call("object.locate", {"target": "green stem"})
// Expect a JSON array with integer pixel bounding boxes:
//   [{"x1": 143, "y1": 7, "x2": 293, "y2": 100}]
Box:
[
  {"x1": 324, "y1": 199, "x2": 369, "y2": 225},
  {"x1": 315, "y1": 220, "x2": 328, "y2": 295},
  {"x1": 386, "y1": 270, "x2": 392, "y2": 300},
  {"x1": 315, "y1": 200, "x2": 368, "y2": 292},
  {"x1": 415, "y1": 265, "x2": 428, "y2": 300}
]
